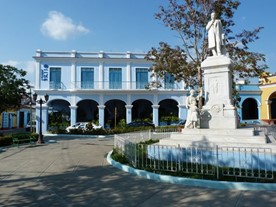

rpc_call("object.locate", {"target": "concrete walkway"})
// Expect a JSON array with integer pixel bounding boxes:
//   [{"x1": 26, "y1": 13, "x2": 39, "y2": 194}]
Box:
[{"x1": 1, "y1": 137, "x2": 276, "y2": 207}]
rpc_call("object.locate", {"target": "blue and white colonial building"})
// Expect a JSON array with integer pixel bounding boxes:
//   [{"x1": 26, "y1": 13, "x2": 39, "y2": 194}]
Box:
[
  {"x1": 32, "y1": 49, "x2": 262, "y2": 133},
  {"x1": 235, "y1": 83, "x2": 261, "y2": 124},
  {"x1": 33, "y1": 50, "x2": 188, "y2": 133}
]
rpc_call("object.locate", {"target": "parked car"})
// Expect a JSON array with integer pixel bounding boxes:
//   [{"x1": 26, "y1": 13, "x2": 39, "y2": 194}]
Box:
[
  {"x1": 91, "y1": 123, "x2": 102, "y2": 130},
  {"x1": 65, "y1": 122, "x2": 88, "y2": 132},
  {"x1": 176, "y1": 120, "x2": 186, "y2": 126},
  {"x1": 127, "y1": 121, "x2": 155, "y2": 128},
  {"x1": 84, "y1": 122, "x2": 103, "y2": 130},
  {"x1": 66, "y1": 122, "x2": 102, "y2": 132},
  {"x1": 25, "y1": 120, "x2": 36, "y2": 132}
]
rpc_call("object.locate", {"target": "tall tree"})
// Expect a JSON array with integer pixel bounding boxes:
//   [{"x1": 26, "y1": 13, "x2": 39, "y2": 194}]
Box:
[
  {"x1": 0, "y1": 64, "x2": 30, "y2": 113},
  {"x1": 146, "y1": 0, "x2": 267, "y2": 107}
]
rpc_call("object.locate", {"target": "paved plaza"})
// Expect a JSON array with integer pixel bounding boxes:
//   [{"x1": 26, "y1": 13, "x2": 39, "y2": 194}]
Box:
[{"x1": 0, "y1": 137, "x2": 276, "y2": 207}]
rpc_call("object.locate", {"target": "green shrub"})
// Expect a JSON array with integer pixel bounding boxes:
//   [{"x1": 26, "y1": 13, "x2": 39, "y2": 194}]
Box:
[
  {"x1": 48, "y1": 122, "x2": 69, "y2": 134},
  {"x1": 155, "y1": 125, "x2": 183, "y2": 132},
  {"x1": 239, "y1": 122, "x2": 247, "y2": 127},
  {"x1": 84, "y1": 128, "x2": 107, "y2": 135},
  {"x1": 139, "y1": 139, "x2": 159, "y2": 145},
  {"x1": 0, "y1": 132, "x2": 38, "y2": 147},
  {"x1": 11, "y1": 133, "x2": 37, "y2": 140},
  {"x1": 118, "y1": 119, "x2": 126, "y2": 128},
  {"x1": 0, "y1": 135, "x2": 13, "y2": 146},
  {"x1": 111, "y1": 148, "x2": 129, "y2": 164},
  {"x1": 160, "y1": 116, "x2": 179, "y2": 122},
  {"x1": 66, "y1": 125, "x2": 153, "y2": 135},
  {"x1": 52, "y1": 128, "x2": 67, "y2": 134},
  {"x1": 68, "y1": 128, "x2": 84, "y2": 134}
]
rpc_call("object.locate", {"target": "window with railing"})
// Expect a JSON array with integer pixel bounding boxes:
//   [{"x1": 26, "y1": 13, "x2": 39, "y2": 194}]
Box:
[
  {"x1": 81, "y1": 67, "x2": 94, "y2": 89},
  {"x1": 164, "y1": 73, "x2": 175, "y2": 89},
  {"x1": 136, "y1": 68, "x2": 148, "y2": 89},
  {"x1": 50, "y1": 67, "x2": 61, "y2": 89},
  {"x1": 109, "y1": 68, "x2": 122, "y2": 89}
]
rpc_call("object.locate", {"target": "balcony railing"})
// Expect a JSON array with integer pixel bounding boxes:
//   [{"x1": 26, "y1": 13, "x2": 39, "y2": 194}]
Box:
[
  {"x1": 81, "y1": 82, "x2": 94, "y2": 89},
  {"x1": 46, "y1": 81, "x2": 183, "y2": 90},
  {"x1": 50, "y1": 82, "x2": 63, "y2": 89}
]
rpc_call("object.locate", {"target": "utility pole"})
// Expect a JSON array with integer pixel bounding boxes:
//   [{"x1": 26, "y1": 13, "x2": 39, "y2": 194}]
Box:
[{"x1": 114, "y1": 107, "x2": 117, "y2": 129}]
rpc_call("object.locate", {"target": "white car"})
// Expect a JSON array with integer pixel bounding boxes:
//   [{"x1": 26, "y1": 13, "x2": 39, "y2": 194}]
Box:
[
  {"x1": 65, "y1": 122, "x2": 88, "y2": 132},
  {"x1": 91, "y1": 123, "x2": 102, "y2": 129},
  {"x1": 66, "y1": 122, "x2": 102, "y2": 132}
]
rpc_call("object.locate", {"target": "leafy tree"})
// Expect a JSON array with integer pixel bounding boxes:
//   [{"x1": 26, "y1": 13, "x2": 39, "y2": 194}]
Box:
[
  {"x1": 145, "y1": 0, "x2": 268, "y2": 108},
  {"x1": 0, "y1": 64, "x2": 30, "y2": 113}
]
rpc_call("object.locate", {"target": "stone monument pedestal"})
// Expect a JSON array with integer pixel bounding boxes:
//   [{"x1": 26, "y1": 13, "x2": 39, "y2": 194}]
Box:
[
  {"x1": 200, "y1": 55, "x2": 237, "y2": 129},
  {"x1": 158, "y1": 128, "x2": 266, "y2": 147},
  {"x1": 157, "y1": 55, "x2": 267, "y2": 148}
]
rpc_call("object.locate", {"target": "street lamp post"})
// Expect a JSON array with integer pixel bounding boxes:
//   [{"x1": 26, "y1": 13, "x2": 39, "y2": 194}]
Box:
[{"x1": 33, "y1": 93, "x2": 49, "y2": 144}]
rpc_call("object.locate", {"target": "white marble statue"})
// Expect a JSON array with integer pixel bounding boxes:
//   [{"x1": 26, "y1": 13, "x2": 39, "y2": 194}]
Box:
[
  {"x1": 206, "y1": 12, "x2": 226, "y2": 56},
  {"x1": 185, "y1": 89, "x2": 200, "y2": 129}
]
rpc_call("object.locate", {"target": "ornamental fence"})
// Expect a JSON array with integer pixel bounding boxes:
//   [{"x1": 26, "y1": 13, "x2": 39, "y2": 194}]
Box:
[{"x1": 114, "y1": 130, "x2": 275, "y2": 181}]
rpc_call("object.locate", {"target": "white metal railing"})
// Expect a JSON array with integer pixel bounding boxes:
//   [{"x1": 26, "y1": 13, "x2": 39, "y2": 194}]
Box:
[
  {"x1": 114, "y1": 131, "x2": 275, "y2": 181},
  {"x1": 71, "y1": 81, "x2": 182, "y2": 90}
]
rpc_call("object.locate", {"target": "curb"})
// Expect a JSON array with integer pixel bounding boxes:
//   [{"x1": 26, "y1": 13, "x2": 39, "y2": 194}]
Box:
[{"x1": 107, "y1": 150, "x2": 276, "y2": 191}]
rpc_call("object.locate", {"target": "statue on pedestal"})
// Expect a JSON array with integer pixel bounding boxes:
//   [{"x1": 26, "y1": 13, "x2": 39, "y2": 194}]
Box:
[
  {"x1": 185, "y1": 89, "x2": 202, "y2": 129},
  {"x1": 206, "y1": 12, "x2": 226, "y2": 56}
]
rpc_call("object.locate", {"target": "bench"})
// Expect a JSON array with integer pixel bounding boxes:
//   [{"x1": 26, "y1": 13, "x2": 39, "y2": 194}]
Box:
[{"x1": 12, "y1": 137, "x2": 37, "y2": 147}]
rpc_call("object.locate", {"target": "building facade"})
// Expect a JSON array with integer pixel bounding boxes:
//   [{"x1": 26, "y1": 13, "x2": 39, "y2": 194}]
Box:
[
  {"x1": 0, "y1": 107, "x2": 31, "y2": 130},
  {"x1": 259, "y1": 76, "x2": 276, "y2": 124},
  {"x1": 33, "y1": 50, "x2": 188, "y2": 133},
  {"x1": 32, "y1": 49, "x2": 265, "y2": 133},
  {"x1": 235, "y1": 83, "x2": 261, "y2": 124}
]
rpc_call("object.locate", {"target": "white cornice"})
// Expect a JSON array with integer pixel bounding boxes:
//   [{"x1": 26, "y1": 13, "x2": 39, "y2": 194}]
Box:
[
  {"x1": 34, "y1": 89, "x2": 187, "y2": 96},
  {"x1": 259, "y1": 83, "x2": 276, "y2": 89}
]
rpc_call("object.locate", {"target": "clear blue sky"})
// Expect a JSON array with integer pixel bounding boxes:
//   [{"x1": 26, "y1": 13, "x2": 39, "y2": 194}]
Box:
[{"x1": 0, "y1": 0, "x2": 275, "y2": 85}]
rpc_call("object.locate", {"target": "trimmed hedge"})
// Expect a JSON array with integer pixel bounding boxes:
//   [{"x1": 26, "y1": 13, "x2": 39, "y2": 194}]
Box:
[
  {"x1": 0, "y1": 135, "x2": 13, "y2": 146},
  {"x1": 0, "y1": 133, "x2": 38, "y2": 147},
  {"x1": 64, "y1": 126, "x2": 154, "y2": 135}
]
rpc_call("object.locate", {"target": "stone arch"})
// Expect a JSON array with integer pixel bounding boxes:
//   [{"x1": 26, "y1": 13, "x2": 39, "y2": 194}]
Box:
[
  {"x1": 268, "y1": 92, "x2": 276, "y2": 119},
  {"x1": 77, "y1": 99, "x2": 99, "y2": 122},
  {"x1": 158, "y1": 99, "x2": 179, "y2": 125},
  {"x1": 241, "y1": 98, "x2": 258, "y2": 120},
  {"x1": 105, "y1": 99, "x2": 126, "y2": 128},
  {"x1": 132, "y1": 99, "x2": 153, "y2": 121},
  {"x1": 48, "y1": 99, "x2": 71, "y2": 125}
]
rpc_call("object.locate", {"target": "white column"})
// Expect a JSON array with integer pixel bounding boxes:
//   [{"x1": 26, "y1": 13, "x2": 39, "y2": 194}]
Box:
[
  {"x1": 266, "y1": 100, "x2": 272, "y2": 120},
  {"x1": 98, "y1": 105, "x2": 105, "y2": 127},
  {"x1": 71, "y1": 61, "x2": 76, "y2": 89},
  {"x1": 152, "y1": 105, "x2": 160, "y2": 126},
  {"x1": 42, "y1": 105, "x2": 49, "y2": 133},
  {"x1": 125, "y1": 105, "x2": 133, "y2": 124},
  {"x1": 258, "y1": 105, "x2": 261, "y2": 121},
  {"x1": 178, "y1": 104, "x2": 187, "y2": 121},
  {"x1": 70, "y1": 106, "x2": 78, "y2": 126},
  {"x1": 34, "y1": 105, "x2": 49, "y2": 133},
  {"x1": 126, "y1": 62, "x2": 131, "y2": 89},
  {"x1": 99, "y1": 61, "x2": 104, "y2": 89}
]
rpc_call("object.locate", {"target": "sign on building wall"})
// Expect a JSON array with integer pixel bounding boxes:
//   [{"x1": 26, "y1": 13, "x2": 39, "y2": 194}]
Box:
[{"x1": 41, "y1": 64, "x2": 49, "y2": 81}]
